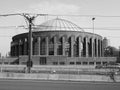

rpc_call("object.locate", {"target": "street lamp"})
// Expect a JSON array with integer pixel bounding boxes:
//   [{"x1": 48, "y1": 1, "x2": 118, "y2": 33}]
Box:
[
  {"x1": 92, "y1": 17, "x2": 95, "y2": 34},
  {"x1": 92, "y1": 17, "x2": 95, "y2": 57}
]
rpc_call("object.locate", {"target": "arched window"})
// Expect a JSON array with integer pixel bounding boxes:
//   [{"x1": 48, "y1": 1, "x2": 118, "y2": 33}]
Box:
[
  {"x1": 40, "y1": 38, "x2": 46, "y2": 55},
  {"x1": 33, "y1": 38, "x2": 37, "y2": 55},
  {"x1": 49, "y1": 37, "x2": 54, "y2": 55},
  {"x1": 83, "y1": 37, "x2": 86, "y2": 57},
  {"x1": 89, "y1": 38, "x2": 92, "y2": 57}
]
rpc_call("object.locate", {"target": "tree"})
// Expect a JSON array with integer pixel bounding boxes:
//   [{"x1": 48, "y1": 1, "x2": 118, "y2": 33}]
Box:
[{"x1": 104, "y1": 46, "x2": 119, "y2": 57}]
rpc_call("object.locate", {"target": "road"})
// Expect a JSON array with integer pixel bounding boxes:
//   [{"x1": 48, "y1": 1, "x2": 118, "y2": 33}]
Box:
[{"x1": 0, "y1": 79, "x2": 120, "y2": 90}]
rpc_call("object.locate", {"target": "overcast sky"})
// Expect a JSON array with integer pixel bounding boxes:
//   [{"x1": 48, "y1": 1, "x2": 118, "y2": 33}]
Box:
[{"x1": 0, "y1": 0, "x2": 120, "y2": 56}]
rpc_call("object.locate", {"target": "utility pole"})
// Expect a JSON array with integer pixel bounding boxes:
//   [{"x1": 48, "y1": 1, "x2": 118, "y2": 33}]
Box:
[
  {"x1": 23, "y1": 14, "x2": 36, "y2": 73},
  {"x1": 0, "y1": 13, "x2": 48, "y2": 73}
]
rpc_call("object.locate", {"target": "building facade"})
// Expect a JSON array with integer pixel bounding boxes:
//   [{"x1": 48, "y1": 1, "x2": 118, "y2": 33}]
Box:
[{"x1": 10, "y1": 18, "x2": 116, "y2": 65}]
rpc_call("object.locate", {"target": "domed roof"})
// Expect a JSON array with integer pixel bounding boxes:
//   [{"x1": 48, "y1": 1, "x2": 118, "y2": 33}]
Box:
[{"x1": 34, "y1": 18, "x2": 84, "y2": 32}]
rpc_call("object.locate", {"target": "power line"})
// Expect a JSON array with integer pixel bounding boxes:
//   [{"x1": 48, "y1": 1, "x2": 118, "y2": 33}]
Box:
[
  {"x1": 1, "y1": 13, "x2": 120, "y2": 30},
  {"x1": 107, "y1": 36, "x2": 120, "y2": 38},
  {"x1": 0, "y1": 25, "x2": 27, "y2": 29},
  {"x1": 1, "y1": 13, "x2": 120, "y2": 17},
  {"x1": 83, "y1": 28, "x2": 120, "y2": 30},
  {"x1": 0, "y1": 13, "x2": 21, "y2": 17},
  {"x1": 0, "y1": 25, "x2": 120, "y2": 31},
  {"x1": 0, "y1": 35, "x2": 13, "y2": 37},
  {"x1": 33, "y1": 25, "x2": 120, "y2": 31},
  {"x1": 45, "y1": 14, "x2": 120, "y2": 18},
  {"x1": 1, "y1": 35, "x2": 120, "y2": 38}
]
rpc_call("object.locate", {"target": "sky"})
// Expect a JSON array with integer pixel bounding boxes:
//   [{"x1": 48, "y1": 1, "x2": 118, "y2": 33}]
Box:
[{"x1": 0, "y1": 0, "x2": 120, "y2": 56}]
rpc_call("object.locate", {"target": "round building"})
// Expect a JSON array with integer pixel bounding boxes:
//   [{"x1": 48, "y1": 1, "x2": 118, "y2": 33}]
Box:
[{"x1": 10, "y1": 18, "x2": 115, "y2": 65}]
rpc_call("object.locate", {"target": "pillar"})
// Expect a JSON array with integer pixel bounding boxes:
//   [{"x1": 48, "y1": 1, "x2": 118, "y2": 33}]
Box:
[
  {"x1": 46, "y1": 37, "x2": 49, "y2": 56},
  {"x1": 70, "y1": 36, "x2": 74, "y2": 57},
  {"x1": 85, "y1": 37, "x2": 88, "y2": 57},
  {"x1": 78, "y1": 37, "x2": 82, "y2": 57},
  {"x1": 62, "y1": 37, "x2": 65, "y2": 56},
  {"x1": 91, "y1": 38, "x2": 94, "y2": 57},
  {"x1": 54, "y1": 36, "x2": 57, "y2": 56},
  {"x1": 99, "y1": 40, "x2": 101, "y2": 57}
]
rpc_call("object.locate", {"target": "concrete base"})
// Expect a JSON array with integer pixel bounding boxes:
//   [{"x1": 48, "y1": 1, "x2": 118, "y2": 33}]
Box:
[{"x1": 0, "y1": 72, "x2": 119, "y2": 82}]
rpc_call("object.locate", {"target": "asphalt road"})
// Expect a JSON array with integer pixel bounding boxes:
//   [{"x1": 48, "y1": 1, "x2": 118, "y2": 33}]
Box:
[{"x1": 0, "y1": 79, "x2": 120, "y2": 90}]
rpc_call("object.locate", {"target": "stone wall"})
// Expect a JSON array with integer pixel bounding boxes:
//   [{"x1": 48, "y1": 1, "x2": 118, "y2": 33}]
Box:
[{"x1": 19, "y1": 55, "x2": 117, "y2": 65}]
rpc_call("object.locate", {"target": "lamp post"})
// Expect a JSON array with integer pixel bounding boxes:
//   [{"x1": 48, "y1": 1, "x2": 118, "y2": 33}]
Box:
[
  {"x1": 92, "y1": 17, "x2": 95, "y2": 35},
  {"x1": 92, "y1": 17, "x2": 95, "y2": 58}
]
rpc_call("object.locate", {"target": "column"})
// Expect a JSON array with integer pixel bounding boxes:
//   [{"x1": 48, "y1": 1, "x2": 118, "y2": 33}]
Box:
[
  {"x1": 85, "y1": 37, "x2": 88, "y2": 57},
  {"x1": 37, "y1": 37, "x2": 41, "y2": 55},
  {"x1": 78, "y1": 37, "x2": 82, "y2": 57},
  {"x1": 96, "y1": 38, "x2": 98, "y2": 57},
  {"x1": 46, "y1": 37, "x2": 49, "y2": 56},
  {"x1": 91, "y1": 38, "x2": 94, "y2": 57},
  {"x1": 99, "y1": 40, "x2": 101, "y2": 57},
  {"x1": 92, "y1": 38, "x2": 95, "y2": 57},
  {"x1": 54, "y1": 36, "x2": 57, "y2": 56},
  {"x1": 70, "y1": 36, "x2": 74, "y2": 57},
  {"x1": 62, "y1": 37, "x2": 65, "y2": 56}
]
